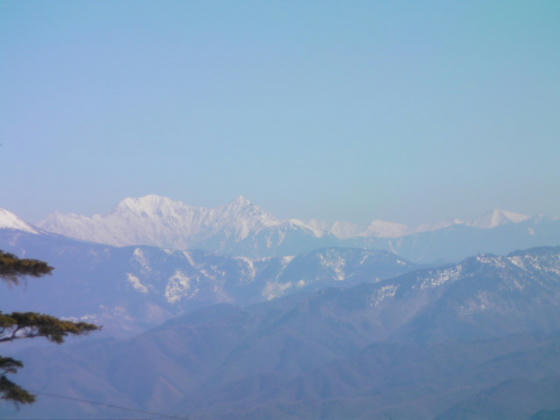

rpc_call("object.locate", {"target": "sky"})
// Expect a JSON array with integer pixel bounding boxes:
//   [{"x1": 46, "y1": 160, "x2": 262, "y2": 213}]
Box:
[{"x1": 1, "y1": 0, "x2": 559, "y2": 226}]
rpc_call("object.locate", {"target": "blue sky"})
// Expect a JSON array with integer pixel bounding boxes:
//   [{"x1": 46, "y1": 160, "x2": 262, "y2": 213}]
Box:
[{"x1": 1, "y1": 1, "x2": 559, "y2": 226}]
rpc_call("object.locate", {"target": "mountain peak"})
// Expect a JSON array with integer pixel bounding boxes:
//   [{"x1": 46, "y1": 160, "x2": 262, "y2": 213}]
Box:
[
  {"x1": 0, "y1": 208, "x2": 38, "y2": 234},
  {"x1": 39, "y1": 195, "x2": 286, "y2": 248},
  {"x1": 231, "y1": 195, "x2": 251, "y2": 206},
  {"x1": 116, "y1": 194, "x2": 181, "y2": 212},
  {"x1": 221, "y1": 195, "x2": 257, "y2": 213},
  {"x1": 469, "y1": 209, "x2": 529, "y2": 229},
  {"x1": 363, "y1": 219, "x2": 409, "y2": 238},
  {"x1": 219, "y1": 196, "x2": 281, "y2": 232}
]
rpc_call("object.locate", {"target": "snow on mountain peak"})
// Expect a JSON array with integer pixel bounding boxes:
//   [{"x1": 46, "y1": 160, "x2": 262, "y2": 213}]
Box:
[
  {"x1": 218, "y1": 196, "x2": 280, "y2": 232},
  {"x1": 230, "y1": 195, "x2": 251, "y2": 207},
  {"x1": 0, "y1": 209, "x2": 38, "y2": 234},
  {"x1": 285, "y1": 218, "x2": 324, "y2": 237},
  {"x1": 36, "y1": 194, "x2": 541, "y2": 254},
  {"x1": 469, "y1": 209, "x2": 529, "y2": 229},
  {"x1": 307, "y1": 219, "x2": 409, "y2": 239},
  {"x1": 362, "y1": 220, "x2": 409, "y2": 238},
  {"x1": 329, "y1": 221, "x2": 364, "y2": 239},
  {"x1": 414, "y1": 218, "x2": 465, "y2": 234},
  {"x1": 412, "y1": 210, "x2": 529, "y2": 234},
  {"x1": 39, "y1": 195, "x2": 287, "y2": 248},
  {"x1": 116, "y1": 194, "x2": 191, "y2": 214}
]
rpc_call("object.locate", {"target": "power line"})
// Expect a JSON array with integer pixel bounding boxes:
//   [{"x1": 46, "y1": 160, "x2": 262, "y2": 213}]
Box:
[{"x1": 30, "y1": 390, "x2": 189, "y2": 420}]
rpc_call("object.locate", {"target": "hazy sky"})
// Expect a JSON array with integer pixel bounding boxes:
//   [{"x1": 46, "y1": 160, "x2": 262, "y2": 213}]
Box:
[{"x1": 1, "y1": 1, "x2": 559, "y2": 226}]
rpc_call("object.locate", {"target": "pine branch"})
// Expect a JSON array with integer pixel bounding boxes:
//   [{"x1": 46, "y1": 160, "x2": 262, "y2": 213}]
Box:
[
  {"x1": 0, "y1": 357, "x2": 23, "y2": 376},
  {"x1": 0, "y1": 251, "x2": 53, "y2": 285},
  {"x1": 0, "y1": 250, "x2": 101, "y2": 405},
  {"x1": 0, "y1": 375, "x2": 35, "y2": 405},
  {"x1": 0, "y1": 312, "x2": 100, "y2": 344}
]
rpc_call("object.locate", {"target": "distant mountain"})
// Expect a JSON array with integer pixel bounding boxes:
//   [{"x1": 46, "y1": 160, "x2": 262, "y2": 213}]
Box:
[
  {"x1": 3, "y1": 246, "x2": 560, "y2": 419},
  {"x1": 39, "y1": 195, "x2": 297, "y2": 249},
  {"x1": 388, "y1": 246, "x2": 560, "y2": 342},
  {"x1": 36, "y1": 196, "x2": 537, "y2": 244},
  {"x1": 371, "y1": 217, "x2": 560, "y2": 264},
  {"x1": 0, "y1": 208, "x2": 38, "y2": 234},
  {"x1": 468, "y1": 208, "x2": 530, "y2": 229},
  {"x1": 416, "y1": 208, "x2": 531, "y2": 232},
  {"x1": 0, "y1": 229, "x2": 417, "y2": 336},
  {"x1": 4, "y1": 197, "x2": 560, "y2": 262}
]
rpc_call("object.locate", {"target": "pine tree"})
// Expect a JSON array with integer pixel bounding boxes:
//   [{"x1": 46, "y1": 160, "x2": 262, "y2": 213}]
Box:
[{"x1": 0, "y1": 250, "x2": 99, "y2": 404}]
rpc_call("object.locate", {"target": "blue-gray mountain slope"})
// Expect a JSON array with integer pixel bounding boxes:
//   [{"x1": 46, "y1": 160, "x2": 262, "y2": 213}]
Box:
[{"x1": 3, "y1": 246, "x2": 560, "y2": 419}]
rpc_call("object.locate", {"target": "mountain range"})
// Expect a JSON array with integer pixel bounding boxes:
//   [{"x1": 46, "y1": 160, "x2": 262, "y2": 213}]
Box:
[
  {"x1": 2, "y1": 245, "x2": 560, "y2": 419},
  {"x1": 0, "y1": 228, "x2": 417, "y2": 337},
  {"x1": 36, "y1": 195, "x2": 537, "y2": 243},
  {"x1": 3, "y1": 195, "x2": 560, "y2": 263}
]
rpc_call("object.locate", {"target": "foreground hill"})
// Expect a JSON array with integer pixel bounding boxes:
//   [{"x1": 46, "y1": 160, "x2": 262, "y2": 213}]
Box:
[{"x1": 3, "y1": 246, "x2": 560, "y2": 419}]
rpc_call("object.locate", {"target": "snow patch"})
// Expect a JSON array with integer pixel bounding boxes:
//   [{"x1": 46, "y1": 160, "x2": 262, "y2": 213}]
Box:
[
  {"x1": 126, "y1": 273, "x2": 148, "y2": 293},
  {"x1": 282, "y1": 255, "x2": 295, "y2": 266},
  {"x1": 509, "y1": 256, "x2": 527, "y2": 270},
  {"x1": 182, "y1": 251, "x2": 196, "y2": 267},
  {"x1": 476, "y1": 255, "x2": 506, "y2": 268},
  {"x1": 370, "y1": 284, "x2": 399, "y2": 307},
  {"x1": 420, "y1": 265, "x2": 463, "y2": 289},
  {"x1": 319, "y1": 253, "x2": 346, "y2": 281},
  {"x1": 132, "y1": 248, "x2": 151, "y2": 271},
  {"x1": 165, "y1": 270, "x2": 198, "y2": 303},
  {"x1": 235, "y1": 256, "x2": 256, "y2": 280},
  {"x1": 263, "y1": 281, "x2": 292, "y2": 300}
]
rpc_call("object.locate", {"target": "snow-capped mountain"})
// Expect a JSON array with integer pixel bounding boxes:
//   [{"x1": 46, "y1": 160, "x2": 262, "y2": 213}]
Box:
[
  {"x1": 327, "y1": 220, "x2": 363, "y2": 239},
  {"x1": 38, "y1": 195, "x2": 422, "y2": 248},
  {"x1": 1, "y1": 196, "x2": 556, "y2": 263},
  {"x1": 413, "y1": 208, "x2": 531, "y2": 233},
  {"x1": 361, "y1": 219, "x2": 410, "y2": 238},
  {"x1": 39, "y1": 195, "x2": 293, "y2": 249},
  {"x1": 320, "y1": 209, "x2": 531, "y2": 238},
  {"x1": 0, "y1": 208, "x2": 38, "y2": 234},
  {"x1": 37, "y1": 194, "x2": 539, "y2": 245},
  {"x1": 468, "y1": 208, "x2": 530, "y2": 229},
  {"x1": 308, "y1": 219, "x2": 412, "y2": 239}
]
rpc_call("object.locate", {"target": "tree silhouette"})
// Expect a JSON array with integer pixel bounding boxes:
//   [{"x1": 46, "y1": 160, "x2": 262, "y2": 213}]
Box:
[{"x1": 0, "y1": 250, "x2": 99, "y2": 404}]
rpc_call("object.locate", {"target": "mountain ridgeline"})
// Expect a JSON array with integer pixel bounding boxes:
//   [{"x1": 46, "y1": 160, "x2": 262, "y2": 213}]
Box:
[
  {"x1": 19, "y1": 195, "x2": 560, "y2": 263},
  {"x1": 0, "y1": 228, "x2": 417, "y2": 336}
]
